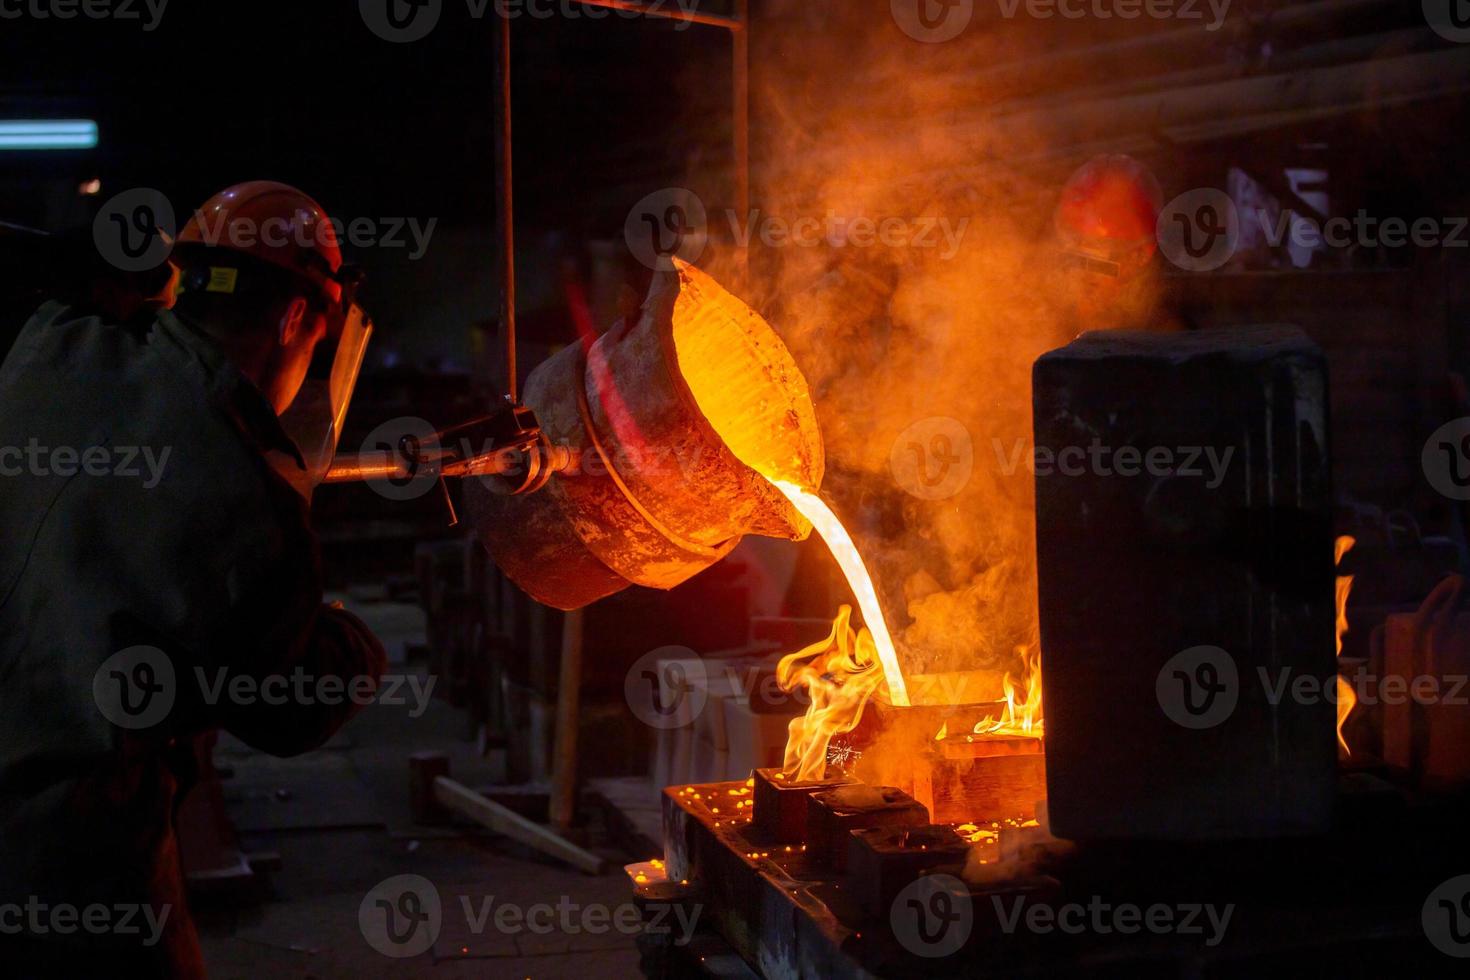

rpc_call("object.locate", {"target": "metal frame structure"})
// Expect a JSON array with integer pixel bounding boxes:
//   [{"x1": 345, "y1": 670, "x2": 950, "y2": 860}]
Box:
[
  {"x1": 498, "y1": 0, "x2": 749, "y2": 405},
  {"x1": 569, "y1": 0, "x2": 749, "y2": 219},
  {"x1": 488, "y1": 0, "x2": 751, "y2": 860}
]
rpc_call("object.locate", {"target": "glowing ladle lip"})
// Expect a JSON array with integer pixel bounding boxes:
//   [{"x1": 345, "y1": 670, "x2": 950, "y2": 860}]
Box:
[{"x1": 772, "y1": 480, "x2": 911, "y2": 707}]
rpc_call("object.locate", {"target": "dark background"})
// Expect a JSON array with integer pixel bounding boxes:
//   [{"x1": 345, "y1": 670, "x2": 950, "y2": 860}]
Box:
[{"x1": 0, "y1": 0, "x2": 736, "y2": 371}]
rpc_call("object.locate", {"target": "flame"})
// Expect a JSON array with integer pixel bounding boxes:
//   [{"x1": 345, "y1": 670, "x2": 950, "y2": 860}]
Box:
[
  {"x1": 969, "y1": 644, "x2": 1044, "y2": 738},
  {"x1": 1335, "y1": 535, "x2": 1357, "y2": 756},
  {"x1": 772, "y1": 480, "x2": 910, "y2": 706},
  {"x1": 776, "y1": 605, "x2": 886, "y2": 781}
]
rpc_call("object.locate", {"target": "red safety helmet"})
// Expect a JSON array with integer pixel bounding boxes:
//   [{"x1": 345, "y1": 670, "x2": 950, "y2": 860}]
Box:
[
  {"x1": 1054, "y1": 155, "x2": 1164, "y2": 282},
  {"x1": 176, "y1": 180, "x2": 347, "y2": 312}
]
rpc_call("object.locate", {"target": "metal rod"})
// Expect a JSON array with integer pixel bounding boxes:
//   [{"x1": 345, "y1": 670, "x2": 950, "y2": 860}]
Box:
[
  {"x1": 567, "y1": 0, "x2": 744, "y2": 31},
  {"x1": 569, "y1": 0, "x2": 751, "y2": 283},
  {"x1": 497, "y1": 11, "x2": 518, "y2": 404},
  {"x1": 321, "y1": 450, "x2": 413, "y2": 484},
  {"x1": 321, "y1": 446, "x2": 526, "y2": 485},
  {"x1": 549, "y1": 608, "x2": 585, "y2": 831},
  {"x1": 539, "y1": 2, "x2": 751, "y2": 288},
  {"x1": 731, "y1": 0, "x2": 749, "y2": 284}
]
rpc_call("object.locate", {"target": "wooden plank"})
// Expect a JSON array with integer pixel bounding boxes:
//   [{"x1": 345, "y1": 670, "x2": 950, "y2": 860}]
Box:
[
  {"x1": 433, "y1": 776, "x2": 606, "y2": 875},
  {"x1": 925, "y1": 751, "x2": 1047, "y2": 825}
]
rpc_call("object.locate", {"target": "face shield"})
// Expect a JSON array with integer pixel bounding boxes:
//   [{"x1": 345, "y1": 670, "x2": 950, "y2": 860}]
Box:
[{"x1": 272, "y1": 267, "x2": 372, "y2": 498}]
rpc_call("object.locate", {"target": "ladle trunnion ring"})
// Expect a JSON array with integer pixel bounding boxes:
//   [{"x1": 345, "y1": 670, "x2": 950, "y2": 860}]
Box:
[{"x1": 466, "y1": 261, "x2": 825, "y2": 611}]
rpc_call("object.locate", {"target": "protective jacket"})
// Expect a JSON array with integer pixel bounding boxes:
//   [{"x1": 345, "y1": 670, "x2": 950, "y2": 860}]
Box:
[{"x1": 0, "y1": 301, "x2": 386, "y2": 977}]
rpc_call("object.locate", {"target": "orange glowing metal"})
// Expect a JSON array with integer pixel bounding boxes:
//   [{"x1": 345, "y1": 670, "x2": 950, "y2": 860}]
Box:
[
  {"x1": 954, "y1": 822, "x2": 999, "y2": 844},
  {"x1": 773, "y1": 480, "x2": 911, "y2": 707},
  {"x1": 1335, "y1": 535, "x2": 1357, "y2": 755}
]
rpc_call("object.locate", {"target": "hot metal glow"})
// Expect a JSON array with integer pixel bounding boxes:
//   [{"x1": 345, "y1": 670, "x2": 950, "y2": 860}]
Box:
[
  {"x1": 772, "y1": 480, "x2": 910, "y2": 707},
  {"x1": 1335, "y1": 535, "x2": 1357, "y2": 755}
]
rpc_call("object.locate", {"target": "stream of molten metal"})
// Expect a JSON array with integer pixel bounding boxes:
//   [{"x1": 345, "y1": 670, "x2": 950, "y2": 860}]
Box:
[
  {"x1": 772, "y1": 481, "x2": 911, "y2": 707},
  {"x1": 1335, "y1": 535, "x2": 1357, "y2": 755}
]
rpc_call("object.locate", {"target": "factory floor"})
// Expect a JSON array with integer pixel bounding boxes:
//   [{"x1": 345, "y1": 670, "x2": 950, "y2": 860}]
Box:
[{"x1": 193, "y1": 656, "x2": 643, "y2": 979}]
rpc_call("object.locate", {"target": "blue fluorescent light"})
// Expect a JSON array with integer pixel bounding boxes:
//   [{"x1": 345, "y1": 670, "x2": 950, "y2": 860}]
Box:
[{"x1": 0, "y1": 120, "x2": 99, "y2": 150}]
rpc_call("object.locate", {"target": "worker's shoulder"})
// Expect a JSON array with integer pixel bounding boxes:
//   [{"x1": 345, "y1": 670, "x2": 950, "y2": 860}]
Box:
[
  {"x1": 0, "y1": 302, "x2": 273, "y2": 496},
  {"x1": 2, "y1": 300, "x2": 139, "y2": 381}
]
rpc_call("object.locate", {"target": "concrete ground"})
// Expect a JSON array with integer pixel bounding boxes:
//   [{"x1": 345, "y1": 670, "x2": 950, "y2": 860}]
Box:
[{"x1": 194, "y1": 657, "x2": 645, "y2": 980}]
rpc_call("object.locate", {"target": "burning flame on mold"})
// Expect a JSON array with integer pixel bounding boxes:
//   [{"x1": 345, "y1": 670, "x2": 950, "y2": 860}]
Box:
[
  {"x1": 776, "y1": 605, "x2": 886, "y2": 782},
  {"x1": 1335, "y1": 535, "x2": 1357, "y2": 756},
  {"x1": 968, "y1": 644, "x2": 1044, "y2": 739}
]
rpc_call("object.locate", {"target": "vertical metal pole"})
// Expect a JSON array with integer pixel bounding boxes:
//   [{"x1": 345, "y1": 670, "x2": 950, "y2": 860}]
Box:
[
  {"x1": 549, "y1": 608, "x2": 585, "y2": 831},
  {"x1": 732, "y1": 0, "x2": 750, "y2": 284},
  {"x1": 497, "y1": 11, "x2": 519, "y2": 405}
]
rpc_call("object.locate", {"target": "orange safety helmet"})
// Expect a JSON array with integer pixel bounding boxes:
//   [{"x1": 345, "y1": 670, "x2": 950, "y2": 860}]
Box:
[
  {"x1": 1054, "y1": 155, "x2": 1164, "y2": 282},
  {"x1": 176, "y1": 180, "x2": 345, "y2": 310},
  {"x1": 176, "y1": 182, "x2": 374, "y2": 495}
]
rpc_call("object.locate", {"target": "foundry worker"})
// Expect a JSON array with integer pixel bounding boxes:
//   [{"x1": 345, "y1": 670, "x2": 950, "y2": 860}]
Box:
[{"x1": 0, "y1": 182, "x2": 387, "y2": 978}]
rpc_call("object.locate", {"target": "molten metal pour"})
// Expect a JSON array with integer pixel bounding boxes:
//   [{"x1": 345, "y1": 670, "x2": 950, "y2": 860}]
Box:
[
  {"x1": 771, "y1": 481, "x2": 911, "y2": 707},
  {"x1": 764, "y1": 483, "x2": 1047, "y2": 784}
]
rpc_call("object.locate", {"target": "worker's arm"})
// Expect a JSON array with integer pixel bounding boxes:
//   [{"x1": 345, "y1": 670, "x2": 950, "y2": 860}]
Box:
[
  {"x1": 182, "y1": 463, "x2": 389, "y2": 758},
  {"x1": 211, "y1": 601, "x2": 389, "y2": 758}
]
